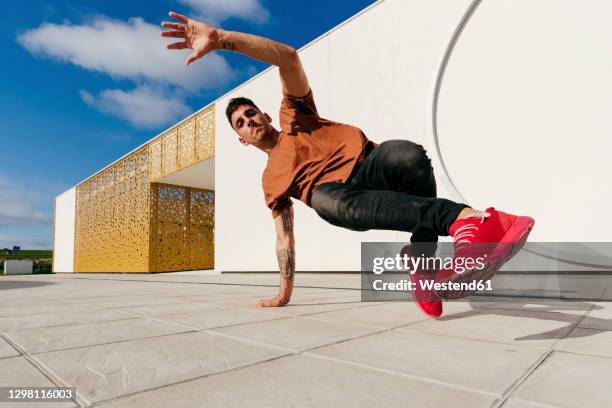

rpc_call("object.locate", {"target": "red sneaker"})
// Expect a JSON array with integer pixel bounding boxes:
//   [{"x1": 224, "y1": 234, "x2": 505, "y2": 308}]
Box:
[
  {"x1": 434, "y1": 207, "x2": 535, "y2": 299},
  {"x1": 401, "y1": 244, "x2": 442, "y2": 317}
]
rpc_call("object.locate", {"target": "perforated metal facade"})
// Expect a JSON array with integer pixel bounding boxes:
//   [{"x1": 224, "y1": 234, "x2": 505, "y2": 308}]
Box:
[
  {"x1": 149, "y1": 184, "x2": 214, "y2": 272},
  {"x1": 73, "y1": 105, "x2": 215, "y2": 272}
]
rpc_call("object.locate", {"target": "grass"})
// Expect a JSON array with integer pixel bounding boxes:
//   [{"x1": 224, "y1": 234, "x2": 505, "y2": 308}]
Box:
[{"x1": 3, "y1": 250, "x2": 52, "y2": 260}]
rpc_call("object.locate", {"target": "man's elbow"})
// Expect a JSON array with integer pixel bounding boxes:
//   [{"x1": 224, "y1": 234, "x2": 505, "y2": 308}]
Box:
[{"x1": 283, "y1": 47, "x2": 300, "y2": 69}]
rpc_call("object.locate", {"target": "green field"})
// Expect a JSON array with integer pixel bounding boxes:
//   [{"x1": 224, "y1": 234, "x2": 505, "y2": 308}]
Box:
[{"x1": 2, "y1": 250, "x2": 52, "y2": 260}]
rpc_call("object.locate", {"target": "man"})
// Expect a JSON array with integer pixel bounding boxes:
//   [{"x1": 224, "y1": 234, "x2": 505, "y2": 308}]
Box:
[{"x1": 161, "y1": 12, "x2": 535, "y2": 316}]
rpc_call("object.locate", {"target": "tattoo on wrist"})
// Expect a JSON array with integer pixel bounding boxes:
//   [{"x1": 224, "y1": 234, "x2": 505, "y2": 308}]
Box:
[
  {"x1": 222, "y1": 41, "x2": 236, "y2": 51},
  {"x1": 277, "y1": 248, "x2": 295, "y2": 280},
  {"x1": 281, "y1": 211, "x2": 293, "y2": 232}
]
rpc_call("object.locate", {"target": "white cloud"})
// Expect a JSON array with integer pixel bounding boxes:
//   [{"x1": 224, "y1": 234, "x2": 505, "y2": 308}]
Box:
[
  {"x1": 0, "y1": 177, "x2": 52, "y2": 229},
  {"x1": 17, "y1": 16, "x2": 236, "y2": 91},
  {"x1": 80, "y1": 85, "x2": 192, "y2": 129},
  {"x1": 179, "y1": 0, "x2": 270, "y2": 25}
]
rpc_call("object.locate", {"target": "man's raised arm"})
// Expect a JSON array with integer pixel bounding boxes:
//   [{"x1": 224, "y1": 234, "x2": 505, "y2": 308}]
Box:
[
  {"x1": 161, "y1": 12, "x2": 310, "y2": 97},
  {"x1": 256, "y1": 206, "x2": 295, "y2": 307}
]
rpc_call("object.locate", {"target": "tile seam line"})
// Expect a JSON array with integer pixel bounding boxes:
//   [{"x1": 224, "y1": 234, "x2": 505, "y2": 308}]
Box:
[
  {"x1": 501, "y1": 398, "x2": 559, "y2": 408},
  {"x1": 0, "y1": 315, "x2": 137, "y2": 333},
  {"x1": 17, "y1": 314, "x2": 305, "y2": 357},
  {"x1": 0, "y1": 332, "x2": 89, "y2": 407},
  {"x1": 304, "y1": 352, "x2": 501, "y2": 399},
  {"x1": 9, "y1": 329, "x2": 197, "y2": 356},
  {"x1": 56, "y1": 276, "x2": 363, "y2": 292},
  {"x1": 491, "y1": 303, "x2": 598, "y2": 408}
]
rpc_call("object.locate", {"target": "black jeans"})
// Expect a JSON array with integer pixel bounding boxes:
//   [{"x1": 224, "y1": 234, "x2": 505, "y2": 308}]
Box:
[{"x1": 311, "y1": 140, "x2": 468, "y2": 243}]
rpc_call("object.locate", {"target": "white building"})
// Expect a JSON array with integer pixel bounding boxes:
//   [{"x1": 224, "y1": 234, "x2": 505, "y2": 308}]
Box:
[{"x1": 53, "y1": 0, "x2": 612, "y2": 273}]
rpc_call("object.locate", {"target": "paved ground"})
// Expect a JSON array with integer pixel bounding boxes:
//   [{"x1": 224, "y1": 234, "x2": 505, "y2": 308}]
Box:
[{"x1": 0, "y1": 272, "x2": 611, "y2": 407}]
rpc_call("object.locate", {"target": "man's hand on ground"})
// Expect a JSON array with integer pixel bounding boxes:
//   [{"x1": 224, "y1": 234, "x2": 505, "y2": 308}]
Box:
[
  {"x1": 255, "y1": 296, "x2": 289, "y2": 308},
  {"x1": 161, "y1": 11, "x2": 219, "y2": 65}
]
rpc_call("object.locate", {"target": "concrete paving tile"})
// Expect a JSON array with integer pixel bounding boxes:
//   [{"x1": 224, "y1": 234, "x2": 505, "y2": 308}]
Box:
[
  {"x1": 194, "y1": 295, "x2": 269, "y2": 308},
  {"x1": 502, "y1": 398, "x2": 560, "y2": 408},
  {"x1": 262, "y1": 301, "x2": 370, "y2": 316},
  {"x1": 287, "y1": 291, "x2": 362, "y2": 303},
  {"x1": 98, "y1": 354, "x2": 497, "y2": 408},
  {"x1": 5, "y1": 318, "x2": 193, "y2": 354},
  {"x1": 577, "y1": 302, "x2": 612, "y2": 330},
  {"x1": 402, "y1": 308, "x2": 580, "y2": 347},
  {"x1": 514, "y1": 351, "x2": 612, "y2": 408},
  {"x1": 311, "y1": 329, "x2": 545, "y2": 395},
  {"x1": 0, "y1": 297, "x2": 72, "y2": 309},
  {"x1": 463, "y1": 300, "x2": 594, "y2": 317},
  {"x1": 489, "y1": 276, "x2": 608, "y2": 300},
  {"x1": 0, "y1": 309, "x2": 134, "y2": 332},
  {"x1": 111, "y1": 302, "x2": 218, "y2": 317},
  {"x1": 75, "y1": 297, "x2": 182, "y2": 309},
  {"x1": 35, "y1": 331, "x2": 290, "y2": 404},
  {"x1": 555, "y1": 327, "x2": 612, "y2": 358},
  {"x1": 210, "y1": 316, "x2": 380, "y2": 351},
  {"x1": 0, "y1": 303, "x2": 105, "y2": 318},
  {"x1": 68, "y1": 294, "x2": 170, "y2": 303},
  {"x1": 0, "y1": 337, "x2": 19, "y2": 358},
  {"x1": 0, "y1": 357, "x2": 76, "y2": 407},
  {"x1": 153, "y1": 307, "x2": 288, "y2": 330},
  {"x1": 305, "y1": 302, "x2": 430, "y2": 328}
]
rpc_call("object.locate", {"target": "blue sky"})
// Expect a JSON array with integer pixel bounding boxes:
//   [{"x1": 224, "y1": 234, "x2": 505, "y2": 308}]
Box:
[{"x1": 0, "y1": 0, "x2": 376, "y2": 249}]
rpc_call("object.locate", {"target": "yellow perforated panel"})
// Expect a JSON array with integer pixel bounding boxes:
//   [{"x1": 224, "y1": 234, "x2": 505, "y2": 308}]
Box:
[
  {"x1": 178, "y1": 120, "x2": 195, "y2": 169},
  {"x1": 190, "y1": 190, "x2": 215, "y2": 270},
  {"x1": 196, "y1": 108, "x2": 215, "y2": 162},
  {"x1": 74, "y1": 105, "x2": 215, "y2": 272},
  {"x1": 74, "y1": 148, "x2": 151, "y2": 272},
  {"x1": 162, "y1": 129, "x2": 178, "y2": 176},
  {"x1": 149, "y1": 183, "x2": 214, "y2": 272}
]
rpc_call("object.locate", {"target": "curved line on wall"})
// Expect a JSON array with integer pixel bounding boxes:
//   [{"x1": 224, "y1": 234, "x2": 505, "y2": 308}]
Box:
[
  {"x1": 428, "y1": 0, "x2": 483, "y2": 205},
  {"x1": 427, "y1": 0, "x2": 612, "y2": 269}
]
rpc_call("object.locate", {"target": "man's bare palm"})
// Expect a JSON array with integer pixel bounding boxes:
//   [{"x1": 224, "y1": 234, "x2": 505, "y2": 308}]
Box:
[{"x1": 161, "y1": 11, "x2": 219, "y2": 65}]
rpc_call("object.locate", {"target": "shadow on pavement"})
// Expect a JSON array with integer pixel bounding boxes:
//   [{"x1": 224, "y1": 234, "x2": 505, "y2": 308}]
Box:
[
  {"x1": 0, "y1": 280, "x2": 56, "y2": 290},
  {"x1": 437, "y1": 300, "x2": 610, "y2": 340}
]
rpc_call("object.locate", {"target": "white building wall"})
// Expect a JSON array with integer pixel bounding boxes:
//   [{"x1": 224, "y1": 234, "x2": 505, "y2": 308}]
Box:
[
  {"x1": 53, "y1": 187, "x2": 76, "y2": 273},
  {"x1": 435, "y1": 0, "x2": 612, "y2": 242},
  {"x1": 215, "y1": 0, "x2": 612, "y2": 272}
]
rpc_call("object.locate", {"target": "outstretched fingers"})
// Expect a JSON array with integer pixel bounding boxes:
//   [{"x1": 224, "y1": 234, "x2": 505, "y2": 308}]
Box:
[
  {"x1": 169, "y1": 11, "x2": 189, "y2": 23},
  {"x1": 161, "y1": 30, "x2": 186, "y2": 38},
  {"x1": 161, "y1": 21, "x2": 185, "y2": 31},
  {"x1": 167, "y1": 42, "x2": 189, "y2": 50}
]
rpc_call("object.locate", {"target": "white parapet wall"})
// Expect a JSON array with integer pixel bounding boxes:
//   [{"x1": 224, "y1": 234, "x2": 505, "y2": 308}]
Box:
[
  {"x1": 214, "y1": 0, "x2": 612, "y2": 272},
  {"x1": 53, "y1": 187, "x2": 76, "y2": 273},
  {"x1": 4, "y1": 260, "x2": 33, "y2": 275}
]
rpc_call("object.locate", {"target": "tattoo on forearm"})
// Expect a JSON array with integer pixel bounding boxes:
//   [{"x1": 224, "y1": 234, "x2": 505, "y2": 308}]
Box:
[
  {"x1": 281, "y1": 210, "x2": 293, "y2": 232},
  {"x1": 222, "y1": 41, "x2": 236, "y2": 51},
  {"x1": 277, "y1": 248, "x2": 295, "y2": 280}
]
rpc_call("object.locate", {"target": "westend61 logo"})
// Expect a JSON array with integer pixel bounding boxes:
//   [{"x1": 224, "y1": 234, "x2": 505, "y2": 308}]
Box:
[
  {"x1": 372, "y1": 253, "x2": 487, "y2": 275},
  {"x1": 369, "y1": 253, "x2": 493, "y2": 293}
]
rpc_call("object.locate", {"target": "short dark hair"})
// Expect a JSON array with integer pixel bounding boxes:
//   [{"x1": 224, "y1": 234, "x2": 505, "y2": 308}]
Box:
[{"x1": 225, "y1": 97, "x2": 260, "y2": 127}]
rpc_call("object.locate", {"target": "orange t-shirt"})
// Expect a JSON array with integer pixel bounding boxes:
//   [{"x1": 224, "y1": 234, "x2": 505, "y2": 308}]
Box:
[{"x1": 262, "y1": 89, "x2": 373, "y2": 218}]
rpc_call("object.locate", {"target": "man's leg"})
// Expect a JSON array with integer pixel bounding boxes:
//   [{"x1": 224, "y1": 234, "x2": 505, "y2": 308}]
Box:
[{"x1": 311, "y1": 140, "x2": 468, "y2": 238}]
